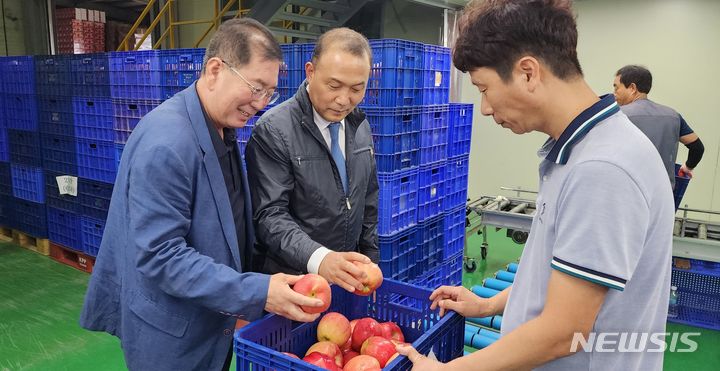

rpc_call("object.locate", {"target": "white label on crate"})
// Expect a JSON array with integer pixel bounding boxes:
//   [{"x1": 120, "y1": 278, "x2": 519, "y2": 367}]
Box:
[
  {"x1": 435, "y1": 71, "x2": 442, "y2": 87},
  {"x1": 56, "y1": 176, "x2": 78, "y2": 197},
  {"x1": 430, "y1": 186, "x2": 437, "y2": 198}
]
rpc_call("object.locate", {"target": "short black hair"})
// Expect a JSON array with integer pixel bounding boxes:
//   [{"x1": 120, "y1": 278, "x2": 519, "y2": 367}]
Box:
[
  {"x1": 616, "y1": 65, "x2": 652, "y2": 94},
  {"x1": 203, "y1": 18, "x2": 282, "y2": 71},
  {"x1": 453, "y1": 0, "x2": 582, "y2": 82},
  {"x1": 312, "y1": 27, "x2": 372, "y2": 66}
]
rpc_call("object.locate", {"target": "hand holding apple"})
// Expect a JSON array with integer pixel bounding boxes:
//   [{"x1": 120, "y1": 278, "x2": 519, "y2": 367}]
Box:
[
  {"x1": 318, "y1": 251, "x2": 372, "y2": 293},
  {"x1": 292, "y1": 273, "x2": 332, "y2": 314},
  {"x1": 264, "y1": 273, "x2": 325, "y2": 322},
  {"x1": 351, "y1": 262, "x2": 383, "y2": 296}
]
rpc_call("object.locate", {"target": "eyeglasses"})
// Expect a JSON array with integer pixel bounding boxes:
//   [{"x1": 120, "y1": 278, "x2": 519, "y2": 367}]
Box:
[{"x1": 221, "y1": 60, "x2": 280, "y2": 105}]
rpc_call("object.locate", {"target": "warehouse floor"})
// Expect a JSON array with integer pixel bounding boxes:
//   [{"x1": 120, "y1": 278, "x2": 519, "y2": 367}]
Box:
[{"x1": 1, "y1": 229, "x2": 718, "y2": 370}]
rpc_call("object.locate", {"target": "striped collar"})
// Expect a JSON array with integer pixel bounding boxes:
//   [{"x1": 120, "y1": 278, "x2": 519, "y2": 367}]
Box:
[{"x1": 545, "y1": 94, "x2": 620, "y2": 165}]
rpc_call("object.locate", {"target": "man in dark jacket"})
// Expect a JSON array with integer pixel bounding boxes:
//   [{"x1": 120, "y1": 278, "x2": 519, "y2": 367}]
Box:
[{"x1": 246, "y1": 28, "x2": 379, "y2": 293}]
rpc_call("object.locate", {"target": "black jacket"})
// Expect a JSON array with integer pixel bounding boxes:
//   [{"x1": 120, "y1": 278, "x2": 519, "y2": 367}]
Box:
[{"x1": 245, "y1": 82, "x2": 379, "y2": 274}]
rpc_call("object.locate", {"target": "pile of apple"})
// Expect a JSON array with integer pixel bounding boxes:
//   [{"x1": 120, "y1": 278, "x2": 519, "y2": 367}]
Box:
[{"x1": 283, "y1": 312, "x2": 409, "y2": 371}]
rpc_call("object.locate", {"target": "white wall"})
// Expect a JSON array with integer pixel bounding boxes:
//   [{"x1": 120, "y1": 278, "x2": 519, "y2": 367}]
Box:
[{"x1": 459, "y1": 0, "x2": 720, "y2": 220}]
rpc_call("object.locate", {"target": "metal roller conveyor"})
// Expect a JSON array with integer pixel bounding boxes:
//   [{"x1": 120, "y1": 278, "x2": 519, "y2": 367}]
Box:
[
  {"x1": 467, "y1": 195, "x2": 537, "y2": 233},
  {"x1": 672, "y1": 207, "x2": 720, "y2": 263}
]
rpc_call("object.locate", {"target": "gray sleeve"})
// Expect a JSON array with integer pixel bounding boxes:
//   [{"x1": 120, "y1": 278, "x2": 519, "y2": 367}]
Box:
[{"x1": 550, "y1": 161, "x2": 649, "y2": 291}]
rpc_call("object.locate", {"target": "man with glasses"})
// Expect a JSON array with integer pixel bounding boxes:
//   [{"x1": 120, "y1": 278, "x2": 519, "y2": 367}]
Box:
[
  {"x1": 80, "y1": 19, "x2": 323, "y2": 371},
  {"x1": 246, "y1": 28, "x2": 380, "y2": 293}
]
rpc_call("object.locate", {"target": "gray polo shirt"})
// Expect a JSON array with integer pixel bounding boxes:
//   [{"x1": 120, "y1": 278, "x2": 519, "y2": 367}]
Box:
[
  {"x1": 621, "y1": 98, "x2": 694, "y2": 188},
  {"x1": 501, "y1": 95, "x2": 674, "y2": 370}
]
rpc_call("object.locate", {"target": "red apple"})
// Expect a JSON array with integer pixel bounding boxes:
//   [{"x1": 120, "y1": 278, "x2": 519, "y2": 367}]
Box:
[
  {"x1": 303, "y1": 352, "x2": 341, "y2": 371},
  {"x1": 292, "y1": 273, "x2": 331, "y2": 314},
  {"x1": 282, "y1": 352, "x2": 300, "y2": 359},
  {"x1": 350, "y1": 319, "x2": 359, "y2": 333},
  {"x1": 306, "y1": 341, "x2": 342, "y2": 368},
  {"x1": 351, "y1": 318, "x2": 382, "y2": 351},
  {"x1": 342, "y1": 349, "x2": 360, "y2": 366},
  {"x1": 352, "y1": 262, "x2": 383, "y2": 296},
  {"x1": 344, "y1": 354, "x2": 381, "y2": 371},
  {"x1": 318, "y1": 312, "x2": 352, "y2": 346},
  {"x1": 360, "y1": 336, "x2": 397, "y2": 367},
  {"x1": 340, "y1": 335, "x2": 352, "y2": 351},
  {"x1": 379, "y1": 322, "x2": 405, "y2": 343}
]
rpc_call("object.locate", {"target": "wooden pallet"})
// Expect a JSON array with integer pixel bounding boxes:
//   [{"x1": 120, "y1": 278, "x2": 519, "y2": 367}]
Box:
[
  {"x1": 3, "y1": 229, "x2": 51, "y2": 255},
  {"x1": 49, "y1": 242, "x2": 95, "y2": 274}
]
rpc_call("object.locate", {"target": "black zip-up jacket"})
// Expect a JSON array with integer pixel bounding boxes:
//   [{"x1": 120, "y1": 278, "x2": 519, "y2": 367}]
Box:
[{"x1": 245, "y1": 82, "x2": 379, "y2": 274}]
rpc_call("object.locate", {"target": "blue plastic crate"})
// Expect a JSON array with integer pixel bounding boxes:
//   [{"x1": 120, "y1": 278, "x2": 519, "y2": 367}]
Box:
[
  {"x1": 364, "y1": 106, "x2": 422, "y2": 135},
  {"x1": 0, "y1": 100, "x2": 4, "y2": 128},
  {"x1": 45, "y1": 171, "x2": 80, "y2": 213},
  {"x1": 0, "y1": 194, "x2": 9, "y2": 226},
  {"x1": 419, "y1": 106, "x2": 449, "y2": 165},
  {"x1": 0, "y1": 56, "x2": 36, "y2": 95},
  {"x1": 369, "y1": 39, "x2": 424, "y2": 69},
  {"x1": 38, "y1": 95, "x2": 74, "y2": 136},
  {"x1": 674, "y1": 163, "x2": 690, "y2": 210},
  {"x1": 362, "y1": 87, "x2": 423, "y2": 107},
  {"x1": 420, "y1": 105, "x2": 449, "y2": 131},
  {"x1": 422, "y1": 45, "x2": 451, "y2": 89},
  {"x1": 417, "y1": 163, "x2": 446, "y2": 222},
  {"x1": 670, "y1": 258, "x2": 720, "y2": 330},
  {"x1": 421, "y1": 87, "x2": 450, "y2": 105},
  {"x1": 418, "y1": 214, "x2": 446, "y2": 272},
  {"x1": 8, "y1": 129, "x2": 42, "y2": 167},
  {"x1": 234, "y1": 280, "x2": 464, "y2": 371},
  {"x1": 79, "y1": 178, "x2": 113, "y2": 220},
  {"x1": 373, "y1": 131, "x2": 420, "y2": 173},
  {"x1": 160, "y1": 48, "x2": 204, "y2": 99},
  {"x1": 412, "y1": 253, "x2": 463, "y2": 292},
  {"x1": 0, "y1": 162, "x2": 11, "y2": 195},
  {"x1": 80, "y1": 215, "x2": 105, "y2": 257},
  {"x1": 11, "y1": 163, "x2": 45, "y2": 202},
  {"x1": 368, "y1": 67, "x2": 423, "y2": 90},
  {"x1": 76, "y1": 139, "x2": 117, "y2": 183},
  {"x1": 0, "y1": 128, "x2": 8, "y2": 162},
  {"x1": 448, "y1": 103, "x2": 473, "y2": 158},
  {"x1": 112, "y1": 99, "x2": 162, "y2": 143},
  {"x1": 47, "y1": 206, "x2": 82, "y2": 250},
  {"x1": 34, "y1": 55, "x2": 72, "y2": 96},
  {"x1": 3, "y1": 94, "x2": 39, "y2": 131},
  {"x1": 70, "y1": 54, "x2": 111, "y2": 97},
  {"x1": 379, "y1": 226, "x2": 420, "y2": 281},
  {"x1": 378, "y1": 169, "x2": 418, "y2": 235},
  {"x1": 40, "y1": 134, "x2": 77, "y2": 175},
  {"x1": 281, "y1": 43, "x2": 315, "y2": 71},
  {"x1": 443, "y1": 206, "x2": 466, "y2": 259},
  {"x1": 73, "y1": 98, "x2": 114, "y2": 141},
  {"x1": 109, "y1": 50, "x2": 163, "y2": 100},
  {"x1": 444, "y1": 155, "x2": 469, "y2": 211},
  {"x1": 11, "y1": 197, "x2": 47, "y2": 237}
]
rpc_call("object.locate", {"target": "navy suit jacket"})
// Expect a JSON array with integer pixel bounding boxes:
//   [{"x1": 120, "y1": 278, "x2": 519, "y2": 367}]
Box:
[{"x1": 80, "y1": 83, "x2": 270, "y2": 370}]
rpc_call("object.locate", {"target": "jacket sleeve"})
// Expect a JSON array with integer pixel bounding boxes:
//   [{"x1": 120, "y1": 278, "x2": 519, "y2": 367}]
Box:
[
  {"x1": 359, "y1": 154, "x2": 380, "y2": 263},
  {"x1": 245, "y1": 118, "x2": 323, "y2": 272},
  {"x1": 129, "y1": 143, "x2": 270, "y2": 320}
]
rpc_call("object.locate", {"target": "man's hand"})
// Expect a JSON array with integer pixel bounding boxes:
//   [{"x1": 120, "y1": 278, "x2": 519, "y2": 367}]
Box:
[
  {"x1": 396, "y1": 343, "x2": 446, "y2": 371},
  {"x1": 430, "y1": 285, "x2": 492, "y2": 318},
  {"x1": 679, "y1": 163, "x2": 694, "y2": 178},
  {"x1": 318, "y1": 251, "x2": 371, "y2": 293},
  {"x1": 264, "y1": 273, "x2": 324, "y2": 322}
]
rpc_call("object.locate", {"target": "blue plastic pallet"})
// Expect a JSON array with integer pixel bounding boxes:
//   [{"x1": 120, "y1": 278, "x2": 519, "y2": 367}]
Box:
[
  {"x1": 443, "y1": 206, "x2": 466, "y2": 259},
  {"x1": 417, "y1": 163, "x2": 446, "y2": 222},
  {"x1": 73, "y1": 98, "x2": 114, "y2": 142},
  {"x1": 45, "y1": 170, "x2": 80, "y2": 213},
  {"x1": 0, "y1": 162, "x2": 11, "y2": 196},
  {"x1": 109, "y1": 50, "x2": 163, "y2": 100},
  {"x1": 0, "y1": 128, "x2": 8, "y2": 162},
  {"x1": 76, "y1": 139, "x2": 117, "y2": 183},
  {"x1": 10, "y1": 163, "x2": 45, "y2": 202},
  {"x1": 80, "y1": 215, "x2": 105, "y2": 257},
  {"x1": 11, "y1": 197, "x2": 48, "y2": 238},
  {"x1": 448, "y1": 103, "x2": 473, "y2": 158},
  {"x1": 35, "y1": 55, "x2": 73, "y2": 97},
  {"x1": 3, "y1": 94, "x2": 39, "y2": 131},
  {"x1": 235, "y1": 280, "x2": 464, "y2": 371},
  {"x1": 78, "y1": 178, "x2": 113, "y2": 220},
  {"x1": 71, "y1": 54, "x2": 111, "y2": 97},
  {"x1": 379, "y1": 226, "x2": 420, "y2": 282},
  {"x1": 112, "y1": 99, "x2": 163, "y2": 143},
  {"x1": 378, "y1": 169, "x2": 418, "y2": 235},
  {"x1": 40, "y1": 134, "x2": 77, "y2": 175},
  {"x1": 444, "y1": 155, "x2": 469, "y2": 211},
  {"x1": 8, "y1": 129, "x2": 42, "y2": 167},
  {"x1": 47, "y1": 207, "x2": 82, "y2": 250},
  {"x1": 37, "y1": 95, "x2": 75, "y2": 136},
  {"x1": 0, "y1": 56, "x2": 36, "y2": 95}
]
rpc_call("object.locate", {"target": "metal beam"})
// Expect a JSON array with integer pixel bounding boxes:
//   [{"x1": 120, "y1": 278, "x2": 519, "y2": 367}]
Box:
[
  {"x1": 287, "y1": 0, "x2": 348, "y2": 13},
  {"x1": 246, "y1": 0, "x2": 287, "y2": 24},
  {"x1": 268, "y1": 26, "x2": 320, "y2": 40},
  {"x1": 273, "y1": 11, "x2": 334, "y2": 27}
]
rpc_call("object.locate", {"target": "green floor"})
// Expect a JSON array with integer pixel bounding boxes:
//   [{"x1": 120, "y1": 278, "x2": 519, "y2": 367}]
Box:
[{"x1": 0, "y1": 228, "x2": 718, "y2": 370}]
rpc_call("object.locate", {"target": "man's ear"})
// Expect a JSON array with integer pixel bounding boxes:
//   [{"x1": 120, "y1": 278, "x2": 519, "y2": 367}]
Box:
[
  {"x1": 629, "y1": 82, "x2": 638, "y2": 94},
  {"x1": 305, "y1": 61, "x2": 315, "y2": 85},
  {"x1": 516, "y1": 56, "x2": 541, "y2": 92},
  {"x1": 204, "y1": 57, "x2": 223, "y2": 89}
]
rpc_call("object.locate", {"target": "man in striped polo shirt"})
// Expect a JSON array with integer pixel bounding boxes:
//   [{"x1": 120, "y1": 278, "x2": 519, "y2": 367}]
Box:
[{"x1": 397, "y1": 1, "x2": 674, "y2": 370}]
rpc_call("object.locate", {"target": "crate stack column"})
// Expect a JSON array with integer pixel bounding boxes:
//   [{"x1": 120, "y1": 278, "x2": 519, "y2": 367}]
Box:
[{"x1": 0, "y1": 57, "x2": 12, "y2": 227}]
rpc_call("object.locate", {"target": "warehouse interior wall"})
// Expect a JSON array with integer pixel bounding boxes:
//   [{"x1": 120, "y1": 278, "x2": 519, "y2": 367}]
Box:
[
  {"x1": 381, "y1": 0, "x2": 443, "y2": 44},
  {"x1": 460, "y1": 0, "x2": 720, "y2": 221}
]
